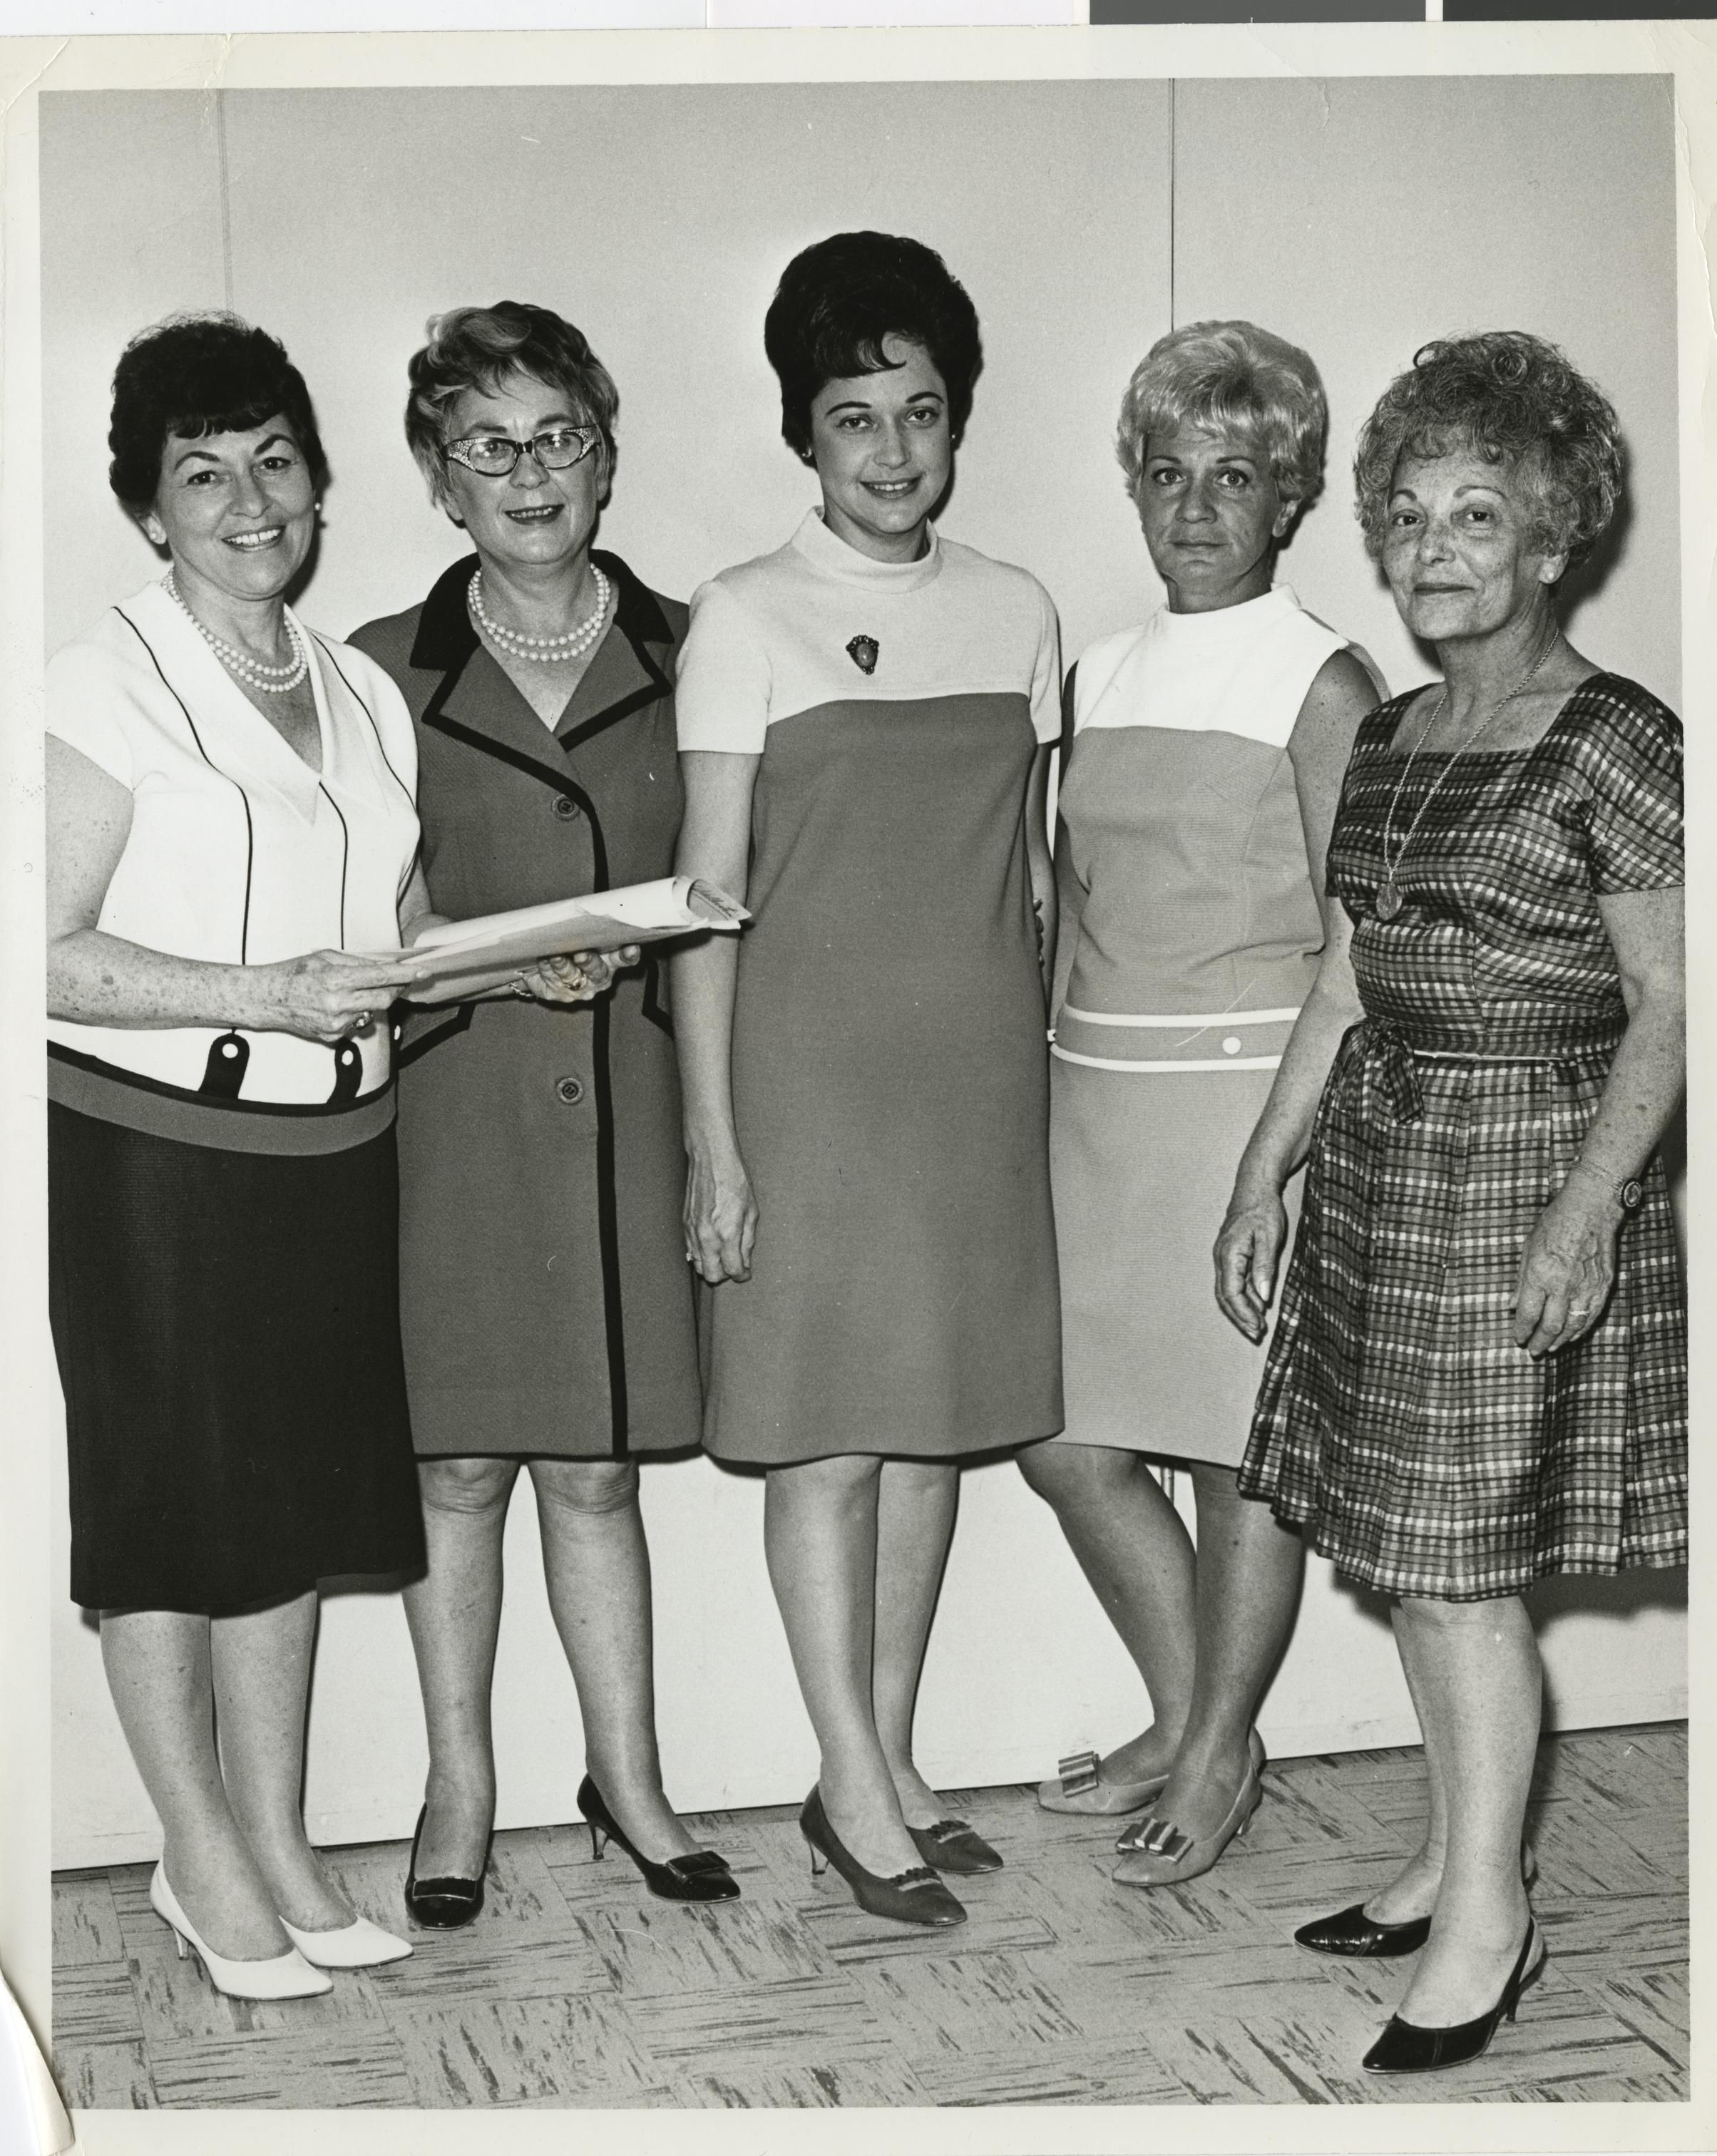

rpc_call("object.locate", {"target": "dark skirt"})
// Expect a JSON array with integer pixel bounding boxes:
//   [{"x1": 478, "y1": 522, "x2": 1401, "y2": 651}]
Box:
[{"x1": 49, "y1": 1103, "x2": 426, "y2": 1613}]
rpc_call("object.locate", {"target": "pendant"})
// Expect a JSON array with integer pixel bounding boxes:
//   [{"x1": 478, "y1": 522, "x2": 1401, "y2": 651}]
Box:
[
  {"x1": 846, "y1": 635, "x2": 879, "y2": 676},
  {"x1": 1375, "y1": 878, "x2": 1403, "y2": 922}
]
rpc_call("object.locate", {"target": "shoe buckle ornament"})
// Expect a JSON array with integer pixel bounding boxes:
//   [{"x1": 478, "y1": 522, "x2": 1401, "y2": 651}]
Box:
[
  {"x1": 668, "y1": 1851, "x2": 733, "y2": 1879},
  {"x1": 1137, "y1": 1817, "x2": 1193, "y2": 1862},
  {"x1": 1057, "y1": 1749, "x2": 1100, "y2": 1797}
]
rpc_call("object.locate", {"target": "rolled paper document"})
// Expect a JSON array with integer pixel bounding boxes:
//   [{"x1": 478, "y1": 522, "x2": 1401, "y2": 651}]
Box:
[{"x1": 384, "y1": 876, "x2": 748, "y2": 976}]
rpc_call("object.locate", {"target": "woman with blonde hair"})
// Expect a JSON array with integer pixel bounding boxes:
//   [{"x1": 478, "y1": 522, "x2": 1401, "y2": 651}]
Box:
[{"x1": 1022, "y1": 320, "x2": 1379, "y2": 1889}]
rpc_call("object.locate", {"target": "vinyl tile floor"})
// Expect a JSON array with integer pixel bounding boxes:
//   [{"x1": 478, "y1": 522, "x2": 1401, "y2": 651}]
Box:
[{"x1": 51, "y1": 1721, "x2": 1688, "y2": 2112}]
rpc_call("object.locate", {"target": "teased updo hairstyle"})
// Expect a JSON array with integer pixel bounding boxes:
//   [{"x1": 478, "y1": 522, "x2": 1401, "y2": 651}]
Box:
[
  {"x1": 1116, "y1": 319, "x2": 1328, "y2": 517},
  {"x1": 1353, "y1": 331, "x2": 1623, "y2": 570},
  {"x1": 764, "y1": 231, "x2": 983, "y2": 463},
  {"x1": 404, "y1": 302, "x2": 620, "y2": 505},
  {"x1": 108, "y1": 312, "x2": 326, "y2": 516}
]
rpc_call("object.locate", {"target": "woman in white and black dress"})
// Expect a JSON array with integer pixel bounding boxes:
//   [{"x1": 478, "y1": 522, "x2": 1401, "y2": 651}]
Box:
[{"x1": 46, "y1": 314, "x2": 432, "y2": 1998}]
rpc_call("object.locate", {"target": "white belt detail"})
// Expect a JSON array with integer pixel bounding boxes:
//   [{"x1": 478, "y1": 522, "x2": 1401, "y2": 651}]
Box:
[
  {"x1": 1052, "y1": 1045, "x2": 1283, "y2": 1073},
  {"x1": 1059, "y1": 1004, "x2": 1302, "y2": 1027}
]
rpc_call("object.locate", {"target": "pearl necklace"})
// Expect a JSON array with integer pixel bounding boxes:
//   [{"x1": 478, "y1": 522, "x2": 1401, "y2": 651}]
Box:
[
  {"x1": 468, "y1": 565, "x2": 610, "y2": 663},
  {"x1": 163, "y1": 572, "x2": 309, "y2": 694}
]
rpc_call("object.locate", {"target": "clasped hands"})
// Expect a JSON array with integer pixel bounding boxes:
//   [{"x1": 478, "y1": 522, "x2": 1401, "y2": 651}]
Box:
[{"x1": 506, "y1": 944, "x2": 643, "y2": 1007}]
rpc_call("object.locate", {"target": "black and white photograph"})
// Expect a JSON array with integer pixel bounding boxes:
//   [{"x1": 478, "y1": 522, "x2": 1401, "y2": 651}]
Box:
[{"x1": 1, "y1": 20, "x2": 1711, "y2": 2151}]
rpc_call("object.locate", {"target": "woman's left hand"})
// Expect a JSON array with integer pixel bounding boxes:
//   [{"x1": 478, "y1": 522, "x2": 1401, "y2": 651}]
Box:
[
  {"x1": 1510, "y1": 1180, "x2": 1622, "y2": 1357},
  {"x1": 508, "y1": 944, "x2": 642, "y2": 1005}
]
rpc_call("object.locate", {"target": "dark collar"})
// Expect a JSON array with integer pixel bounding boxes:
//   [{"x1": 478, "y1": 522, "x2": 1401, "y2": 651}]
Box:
[{"x1": 408, "y1": 548, "x2": 672, "y2": 674}]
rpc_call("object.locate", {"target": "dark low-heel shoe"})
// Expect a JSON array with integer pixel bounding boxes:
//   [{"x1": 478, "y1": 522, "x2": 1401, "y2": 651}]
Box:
[
  {"x1": 801, "y1": 1787, "x2": 966, "y2": 1927},
  {"x1": 576, "y1": 1775, "x2": 739, "y2": 1903},
  {"x1": 404, "y1": 1805, "x2": 493, "y2": 1929},
  {"x1": 1296, "y1": 1903, "x2": 1432, "y2": 1958},
  {"x1": 909, "y1": 1818, "x2": 1004, "y2": 1875},
  {"x1": 1362, "y1": 1921, "x2": 1547, "y2": 2075}
]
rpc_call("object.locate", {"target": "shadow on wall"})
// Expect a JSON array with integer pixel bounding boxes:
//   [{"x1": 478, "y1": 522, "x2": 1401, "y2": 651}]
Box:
[{"x1": 1327, "y1": 1560, "x2": 1688, "y2": 1733}]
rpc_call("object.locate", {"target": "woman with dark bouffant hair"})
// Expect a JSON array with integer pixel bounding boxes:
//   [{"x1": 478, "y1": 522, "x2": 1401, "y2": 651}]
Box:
[
  {"x1": 671, "y1": 232, "x2": 1062, "y2": 1928},
  {"x1": 1218, "y1": 332, "x2": 1685, "y2": 2073},
  {"x1": 47, "y1": 312, "x2": 431, "y2": 1997},
  {"x1": 350, "y1": 302, "x2": 738, "y2": 1925}
]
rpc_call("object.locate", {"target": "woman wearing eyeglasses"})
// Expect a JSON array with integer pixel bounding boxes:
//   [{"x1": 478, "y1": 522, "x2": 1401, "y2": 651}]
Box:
[{"x1": 350, "y1": 303, "x2": 737, "y2": 1921}]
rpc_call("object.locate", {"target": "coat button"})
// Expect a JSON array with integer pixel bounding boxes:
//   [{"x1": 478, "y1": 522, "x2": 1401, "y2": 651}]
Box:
[
  {"x1": 555, "y1": 1076, "x2": 585, "y2": 1105},
  {"x1": 553, "y1": 795, "x2": 580, "y2": 821}
]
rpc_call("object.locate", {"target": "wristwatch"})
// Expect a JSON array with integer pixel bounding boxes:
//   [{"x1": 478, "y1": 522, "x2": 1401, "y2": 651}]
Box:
[{"x1": 1572, "y1": 1161, "x2": 1645, "y2": 1211}]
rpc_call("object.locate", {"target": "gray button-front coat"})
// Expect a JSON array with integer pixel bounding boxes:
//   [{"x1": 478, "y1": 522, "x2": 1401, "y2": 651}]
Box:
[{"x1": 350, "y1": 552, "x2": 701, "y2": 1459}]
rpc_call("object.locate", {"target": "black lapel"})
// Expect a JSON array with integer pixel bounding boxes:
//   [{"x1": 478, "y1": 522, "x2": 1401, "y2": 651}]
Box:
[{"x1": 554, "y1": 550, "x2": 675, "y2": 754}]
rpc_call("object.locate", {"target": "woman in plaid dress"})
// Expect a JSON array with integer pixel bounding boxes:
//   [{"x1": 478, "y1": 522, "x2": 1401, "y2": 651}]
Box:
[{"x1": 1217, "y1": 333, "x2": 1685, "y2": 2076}]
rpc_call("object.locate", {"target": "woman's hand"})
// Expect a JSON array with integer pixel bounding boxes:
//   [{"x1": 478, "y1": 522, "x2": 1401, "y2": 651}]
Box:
[
  {"x1": 246, "y1": 948, "x2": 431, "y2": 1044},
  {"x1": 506, "y1": 945, "x2": 642, "y2": 1005},
  {"x1": 1511, "y1": 1179, "x2": 1622, "y2": 1357},
  {"x1": 1214, "y1": 1186, "x2": 1289, "y2": 1343},
  {"x1": 684, "y1": 1139, "x2": 758, "y2": 1284}
]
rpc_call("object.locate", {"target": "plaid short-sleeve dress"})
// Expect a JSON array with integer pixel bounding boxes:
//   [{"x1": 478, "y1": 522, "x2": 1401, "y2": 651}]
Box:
[{"x1": 1237, "y1": 673, "x2": 1686, "y2": 1601}]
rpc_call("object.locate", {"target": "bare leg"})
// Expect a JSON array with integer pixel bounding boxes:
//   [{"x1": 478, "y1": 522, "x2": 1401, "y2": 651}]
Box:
[
  {"x1": 401, "y1": 1455, "x2": 518, "y2": 1878},
  {"x1": 870, "y1": 1459, "x2": 959, "y2": 1827},
  {"x1": 531, "y1": 1457, "x2": 698, "y2": 1863},
  {"x1": 764, "y1": 1454, "x2": 923, "y2": 1879},
  {"x1": 1392, "y1": 1593, "x2": 1539, "y2": 2026},
  {"x1": 1139, "y1": 1467, "x2": 1303, "y2": 1836},
  {"x1": 1360, "y1": 1601, "x2": 1453, "y2": 1924},
  {"x1": 211, "y1": 1590, "x2": 354, "y2": 1931},
  {"x1": 1017, "y1": 1441, "x2": 1196, "y2": 1780},
  {"x1": 99, "y1": 1608, "x2": 294, "y2": 1960}
]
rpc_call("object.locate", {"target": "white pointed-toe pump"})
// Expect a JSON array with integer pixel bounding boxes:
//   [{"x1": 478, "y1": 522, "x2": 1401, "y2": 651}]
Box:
[{"x1": 149, "y1": 1864, "x2": 332, "y2": 2000}]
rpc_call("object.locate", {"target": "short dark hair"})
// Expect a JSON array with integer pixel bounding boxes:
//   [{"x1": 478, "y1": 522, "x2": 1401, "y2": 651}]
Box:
[
  {"x1": 108, "y1": 313, "x2": 326, "y2": 516},
  {"x1": 763, "y1": 232, "x2": 983, "y2": 461},
  {"x1": 404, "y1": 303, "x2": 619, "y2": 505},
  {"x1": 1354, "y1": 331, "x2": 1624, "y2": 569}
]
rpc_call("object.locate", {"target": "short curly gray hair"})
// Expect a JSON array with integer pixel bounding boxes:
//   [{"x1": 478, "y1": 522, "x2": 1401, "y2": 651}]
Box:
[
  {"x1": 1353, "y1": 331, "x2": 1622, "y2": 568},
  {"x1": 1116, "y1": 320, "x2": 1328, "y2": 513},
  {"x1": 404, "y1": 302, "x2": 618, "y2": 506}
]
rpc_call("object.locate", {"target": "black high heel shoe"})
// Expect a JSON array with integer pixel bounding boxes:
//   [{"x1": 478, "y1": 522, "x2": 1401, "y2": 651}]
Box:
[
  {"x1": 800, "y1": 1787, "x2": 966, "y2": 1926},
  {"x1": 1296, "y1": 1845, "x2": 1538, "y2": 1959},
  {"x1": 404, "y1": 1804, "x2": 493, "y2": 1929},
  {"x1": 1362, "y1": 1920, "x2": 1546, "y2": 2074},
  {"x1": 576, "y1": 1775, "x2": 739, "y2": 1903}
]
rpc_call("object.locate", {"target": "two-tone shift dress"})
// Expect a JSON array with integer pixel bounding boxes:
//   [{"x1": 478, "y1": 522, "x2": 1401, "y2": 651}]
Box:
[
  {"x1": 1050, "y1": 585, "x2": 1354, "y2": 1467},
  {"x1": 675, "y1": 509, "x2": 1064, "y2": 1464}
]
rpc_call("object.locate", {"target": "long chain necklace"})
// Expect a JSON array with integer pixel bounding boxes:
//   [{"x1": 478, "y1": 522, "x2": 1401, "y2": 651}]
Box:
[
  {"x1": 1375, "y1": 630, "x2": 1560, "y2": 922},
  {"x1": 468, "y1": 565, "x2": 610, "y2": 664},
  {"x1": 163, "y1": 572, "x2": 309, "y2": 694}
]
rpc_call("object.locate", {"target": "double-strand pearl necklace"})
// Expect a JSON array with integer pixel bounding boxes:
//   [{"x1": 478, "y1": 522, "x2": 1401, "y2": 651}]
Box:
[
  {"x1": 163, "y1": 571, "x2": 309, "y2": 694},
  {"x1": 468, "y1": 565, "x2": 610, "y2": 664}
]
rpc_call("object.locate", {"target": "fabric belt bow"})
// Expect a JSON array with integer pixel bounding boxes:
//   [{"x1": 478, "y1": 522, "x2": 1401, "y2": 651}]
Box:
[{"x1": 1362, "y1": 1018, "x2": 1425, "y2": 1126}]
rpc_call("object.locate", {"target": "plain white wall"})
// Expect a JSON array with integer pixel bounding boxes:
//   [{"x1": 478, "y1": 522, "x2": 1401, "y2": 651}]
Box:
[
  {"x1": 1170, "y1": 72, "x2": 1681, "y2": 711},
  {"x1": 41, "y1": 78, "x2": 1685, "y2": 1865}
]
